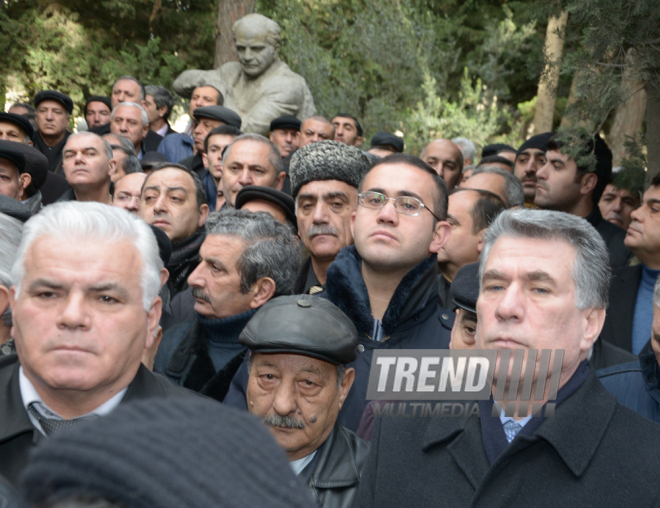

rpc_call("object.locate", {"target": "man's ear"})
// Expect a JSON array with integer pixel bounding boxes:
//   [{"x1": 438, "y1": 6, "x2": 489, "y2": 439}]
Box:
[
  {"x1": 0, "y1": 285, "x2": 10, "y2": 317},
  {"x1": 429, "y1": 220, "x2": 451, "y2": 254},
  {"x1": 354, "y1": 136, "x2": 363, "y2": 148},
  {"x1": 18, "y1": 173, "x2": 31, "y2": 200},
  {"x1": 158, "y1": 105, "x2": 168, "y2": 119},
  {"x1": 338, "y1": 367, "x2": 355, "y2": 409},
  {"x1": 145, "y1": 296, "x2": 163, "y2": 350},
  {"x1": 249, "y1": 277, "x2": 276, "y2": 309},
  {"x1": 580, "y1": 173, "x2": 598, "y2": 196},
  {"x1": 202, "y1": 153, "x2": 209, "y2": 169},
  {"x1": 108, "y1": 159, "x2": 117, "y2": 177},
  {"x1": 198, "y1": 204, "x2": 210, "y2": 227},
  {"x1": 476, "y1": 229, "x2": 486, "y2": 253},
  {"x1": 275, "y1": 171, "x2": 286, "y2": 191},
  {"x1": 581, "y1": 307, "x2": 606, "y2": 354},
  {"x1": 159, "y1": 268, "x2": 169, "y2": 288}
]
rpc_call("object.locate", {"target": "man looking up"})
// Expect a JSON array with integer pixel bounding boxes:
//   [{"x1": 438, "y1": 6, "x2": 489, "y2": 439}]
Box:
[
  {"x1": 332, "y1": 114, "x2": 363, "y2": 147},
  {"x1": 154, "y1": 209, "x2": 298, "y2": 401},
  {"x1": 202, "y1": 125, "x2": 242, "y2": 211},
  {"x1": 0, "y1": 202, "x2": 194, "y2": 486},
  {"x1": 513, "y1": 132, "x2": 554, "y2": 207},
  {"x1": 139, "y1": 163, "x2": 209, "y2": 296},
  {"x1": 33, "y1": 90, "x2": 73, "y2": 174},
  {"x1": 84, "y1": 96, "x2": 112, "y2": 130},
  {"x1": 289, "y1": 140, "x2": 371, "y2": 293},
  {"x1": 299, "y1": 116, "x2": 335, "y2": 147},
  {"x1": 58, "y1": 132, "x2": 116, "y2": 205},
  {"x1": 144, "y1": 86, "x2": 176, "y2": 138},
  {"x1": 110, "y1": 103, "x2": 150, "y2": 159},
  {"x1": 437, "y1": 188, "x2": 506, "y2": 309},
  {"x1": 221, "y1": 134, "x2": 285, "y2": 207},
  {"x1": 598, "y1": 166, "x2": 643, "y2": 230},
  {"x1": 420, "y1": 139, "x2": 463, "y2": 190},
  {"x1": 535, "y1": 133, "x2": 631, "y2": 268}
]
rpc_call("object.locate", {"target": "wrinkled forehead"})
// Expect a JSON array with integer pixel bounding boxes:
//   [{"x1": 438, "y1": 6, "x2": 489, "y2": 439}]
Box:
[{"x1": 252, "y1": 352, "x2": 336, "y2": 377}]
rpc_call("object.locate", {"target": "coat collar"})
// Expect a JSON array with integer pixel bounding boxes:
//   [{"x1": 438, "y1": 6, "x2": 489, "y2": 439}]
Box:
[
  {"x1": 0, "y1": 356, "x2": 37, "y2": 445},
  {"x1": 308, "y1": 424, "x2": 363, "y2": 488}
]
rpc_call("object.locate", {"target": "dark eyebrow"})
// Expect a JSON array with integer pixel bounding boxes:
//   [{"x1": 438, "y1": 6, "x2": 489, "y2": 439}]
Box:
[
  {"x1": 143, "y1": 185, "x2": 160, "y2": 194},
  {"x1": 27, "y1": 278, "x2": 65, "y2": 293},
  {"x1": 646, "y1": 199, "x2": 660, "y2": 207},
  {"x1": 523, "y1": 271, "x2": 556, "y2": 284},
  {"x1": 297, "y1": 193, "x2": 317, "y2": 203},
  {"x1": 482, "y1": 269, "x2": 506, "y2": 283},
  {"x1": 366, "y1": 188, "x2": 425, "y2": 202},
  {"x1": 204, "y1": 256, "x2": 227, "y2": 271},
  {"x1": 324, "y1": 192, "x2": 350, "y2": 201},
  {"x1": 548, "y1": 157, "x2": 565, "y2": 168},
  {"x1": 166, "y1": 186, "x2": 188, "y2": 194},
  {"x1": 447, "y1": 213, "x2": 459, "y2": 224}
]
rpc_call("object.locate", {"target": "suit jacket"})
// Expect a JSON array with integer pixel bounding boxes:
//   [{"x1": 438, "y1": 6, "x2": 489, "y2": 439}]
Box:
[
  {"x1": 600, "y1": 264, "x2": 643, "y2": 352},
  {"x1": 142, "y1": 129, "x2": 164, "y2": 153},
  {"x1": 587, "y1": 206, "x2": 632, "y2": 269},
  {"x1": 356, "y1": 368, "x2": 660, "y2": 508},
  {"x1": 0, "y1": 354, "x2": 196, "y2": 486}
]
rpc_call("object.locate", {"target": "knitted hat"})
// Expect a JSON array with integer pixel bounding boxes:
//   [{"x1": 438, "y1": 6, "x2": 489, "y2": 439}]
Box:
[
  {"x1": 21, "y1": 397, "x2": 313, "y2": 508},
  {"x1": 516, "y1": 132, "x2": 555, "y2": 157},
  {"x1": 289, "y1": 140, "x2": 372, "y2": 198}
]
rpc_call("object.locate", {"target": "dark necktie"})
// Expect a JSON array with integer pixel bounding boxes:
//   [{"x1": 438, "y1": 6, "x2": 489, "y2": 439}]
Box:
[{"x1": 28, "y1": 403, "x2": 97, "y2": 436}]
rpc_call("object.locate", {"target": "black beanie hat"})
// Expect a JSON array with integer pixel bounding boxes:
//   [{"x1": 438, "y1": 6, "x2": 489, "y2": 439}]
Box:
[
  {"x1": 516, "y1": 132, "x2": 555, "y2": 157},
  {"x1": 84, "y1": 96, "x2": 112, "y2": 116},
  {"x1": 20, "y1": 397, "x2": 314, "y2": 508}
]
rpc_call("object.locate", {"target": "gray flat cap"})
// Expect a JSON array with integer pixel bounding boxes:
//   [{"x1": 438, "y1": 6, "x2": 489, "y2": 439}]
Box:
[
  {"x1": 289, "y1": 140, "x2": 372, "y2": 198},
  {"x1": 240, "y1": 295, "x2": 358, "y2": 365}
]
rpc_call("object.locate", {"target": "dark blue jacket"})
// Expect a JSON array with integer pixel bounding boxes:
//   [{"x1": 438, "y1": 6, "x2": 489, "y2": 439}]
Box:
[
  {"x1": 224, "y1": 246, "x2": 453, "y2": 431},
  {"x1": 597, "y1": 352, "x2": 660, "y2": 423}
]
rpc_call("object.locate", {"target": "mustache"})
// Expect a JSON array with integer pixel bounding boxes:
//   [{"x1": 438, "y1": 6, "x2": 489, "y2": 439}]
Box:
[
  {"x1": 263, "y1": 414, "x2": 305, "y2": 429},
  {"x1": 522, "y1": 175, "x2": 537, "y2": 182},
  {"x1": 191, "y1": 287, "x2": 211, "y2": 303},
  {"x1": 308, "y1": 224, "x2": 338, "y2": 238}
]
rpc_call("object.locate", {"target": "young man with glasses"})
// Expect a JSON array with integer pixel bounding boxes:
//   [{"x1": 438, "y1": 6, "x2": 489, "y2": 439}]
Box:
[{"x1": 320, "y1": 153, "x2": 453, "y2": 430}]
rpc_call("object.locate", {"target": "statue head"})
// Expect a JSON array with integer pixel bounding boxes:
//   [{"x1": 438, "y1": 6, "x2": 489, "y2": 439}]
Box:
[{"x1": 233, "y1": 14, "x2": 281, "y2": 78}]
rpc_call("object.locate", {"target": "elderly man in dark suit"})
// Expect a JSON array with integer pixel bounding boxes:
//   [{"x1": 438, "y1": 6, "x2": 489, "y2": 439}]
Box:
[
  {"x1": 356, "y1": 209, "x2": 660, "y2": 508},
  {"x1": 0, "y1": 201, "x2": 195, "y2": 486}
]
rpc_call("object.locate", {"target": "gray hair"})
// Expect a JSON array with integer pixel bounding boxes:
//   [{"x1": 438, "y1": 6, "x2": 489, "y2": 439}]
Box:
[
  {"x1": 471, "y1": 165, "x2": 524, "y2": 208},
  {"x1": 107, "y1": 134, "x2": 135, "y2": 154},
  {"x1": 12, "y1": 202, "x2": 163, "y2": 311},
  {"x1": 145, "y1": 85, "x2": 174, "y2": 121},
  {"x1": 479, "y1": 209, "x2": 610, "y2": 310},
  {"x1": 247, "y1": 351, "x2": 347, "y2": 388},
  {"x1": 452, "y1": 137, "x2": 476, "y2": 164},
  {"x1": 233, "y1": 14, "x2": 281, "y2": 48},
  {"x1": 205, "y1": 209, "x2": 298, "y2": 296},
  {"x1": 111, "y1": 102, "x2": 148, "y2": 128},
  {"x1": 223, "y1": 133, "x2": 283, "y2": 176},
  {"x1": 111, "y1": 145, "x2": 142, "y2": 175},
  {"x1": 0, "y1": 213, "x2": 23, "y2": 327},
  {"x1": 66, "y1": 132, "x2": 113, "y2": 160},
  {"x1": 113, "y1": 76, "x2": 146, "y2": 101}
]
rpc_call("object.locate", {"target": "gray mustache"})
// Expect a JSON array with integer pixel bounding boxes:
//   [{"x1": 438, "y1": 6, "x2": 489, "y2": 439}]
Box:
[
  {"x1": 191, "y1": 287, "x2": 211, "y2": 303},
  {"x1": 308, "y1": 224, "x2": 338, "y2": 238},
  {"x1": 263, "y1": 414, "x2": 304, "y2": 429}
]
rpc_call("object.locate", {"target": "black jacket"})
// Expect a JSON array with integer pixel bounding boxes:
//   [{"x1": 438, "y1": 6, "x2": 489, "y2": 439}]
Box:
[
  {"x1": 587, "y1": 206, "x2": 632, "y2": 269},
  {"x1": 33, "y1": 131, "x2": 70, "y2": 174},
  {"x1": 142, "y1": 129, "x2": 164, "y2": 153},
  {"x1": 305, "y1": 424, "x2": 370, "y2": 508},
  {"x1": 166, "y1": 227, "x2": 206, "y2": 296},
  {"x1": 179, "y1": 153, "x2": 206, "y2": 180},
  {"x1": 0, "y1": 354, "x2": 195, "y2": 486},
  {"x1": 292, "y1": 256, "x2": 323, "y2": 295},
  {"x1": 600, "y1": 264, "x2": 645, "y2": 353},
  {"x1": 356, "y1": 367, "x2": 660, "y2": 508}
]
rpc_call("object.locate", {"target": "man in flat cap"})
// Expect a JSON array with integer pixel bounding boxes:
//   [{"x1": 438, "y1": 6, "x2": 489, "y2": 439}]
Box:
[
  {"x1": 0, "y1": 140, "x2": 51, "y2": 214},
  {"x1": 179, "y1": 105, "x2": 242, "y2": 178},
  {"x1": 420, "y1": 139, "x2": 464, "y2": 190},
  {"x1": 242, "y1": 294, "x2": 369, "y2": 507},
  {"x1": 221, "y1": 133, "x2": 286, "y2": 208},
  {"x1": 0, "y1": 202, "x2": 195, "y2": 486},
  {"x1": 33, "y1": 90, "x2": 73, "y2": 174},
  {"x1": 536, "y1": 133, "x2": 631, "y2": 268},
  {"x1": 84, "y1": 96, "x2": 112, "y2": 130},
  {"x1": 513, "y1": 132, "x2": 554, "y2": 207},
  {"x1": 289, "y1": 140, "x2": 371, "y2": 294},
  {"x1": 236, "y1": 185, "x2": 297, "y2": 233},
  {"x1": 270, "y1": 115, "x2": 301, "y2": 158},
  {"x1": 367, "y1": 132, "x2": 404, "y2": 158},
  {"x1": 154, "y1": 209, "x2": 298, "y2": 400}
]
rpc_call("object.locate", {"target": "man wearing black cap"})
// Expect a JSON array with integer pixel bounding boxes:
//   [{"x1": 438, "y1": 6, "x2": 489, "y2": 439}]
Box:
[
  {"x1": 270, "y1": 115, "x2": 301, "y2": 158},
  {"x1": 0, "y1": 142, "x2": 28, "y2": 202},
  {"x1": 0, "y1": 112, "x2": 33, "y2": 144},
  {"x1": 179, "y1": 105, "x2": 242, "y2": 178},
  {"x1": 332, "y1": 114, "x2": 363, "y2": 147},
  {"x1": 289, "y1": 140, "x2": 371, "y2": 294},
  {"x1": 482, "y1": 143, "x2": 516, "y2": 163},
  {"x1": 367, "y1": 132, "x2": 404, "y2": 158},
  {"x1": 0, "y1": 141, "x2": 51, "y2": 214},
  {"x1": 236, "y1": 185, "x2": 297, "y2": 233},
  {"x1": 84, "y1": 96, "x2": 112, "y2": 129},
  {"x1": 243, "y1": 295, "x2": 369, "y2": 507},
  {"x1": 154, "y1": 209, "x2": 299, "y2": 400},
  {"x1": 536, "y1": 133, "x2": 632, "y2": 269},
  {"x1": 33, "y1": 90, "x2": 73, "y2": 174},
  {"x1": 513, "y1": 132, "x2": 553, "y2": 207}
]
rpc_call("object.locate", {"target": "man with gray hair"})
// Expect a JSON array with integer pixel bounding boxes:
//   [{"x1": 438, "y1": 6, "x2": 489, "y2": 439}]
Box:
[
  {"x1": 57, "y1": 132, "x2": 116, "y2": 204},
  {"x1": 154, "y1": 209, "x2": 299, "y2": 401},
  {"x1": 357, "y1": 208, "x2": 660, "y2": 507},
  {"x1": 110, "y1": 102, "x2": 153, "y2": 159},
  {"x1": 451, "y1": 137, "x2": 476, "y2": 166},
  {"x1": 221, "y1": 133, "x2": 285, "y2": 208},
  {"x1": 0, "y1": 201, "x2": 195, "y2": 486},
  {"x1": 144, "y1": 85, "x2": 176, "y2": 138},
  {"x1": 461, "y1": 165, "x2": 525, "y2": 208}
]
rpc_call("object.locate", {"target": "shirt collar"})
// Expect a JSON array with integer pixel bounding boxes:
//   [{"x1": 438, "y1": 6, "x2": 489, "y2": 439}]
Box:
[
  {"x1": 155, "y1": 124, "x2": 168, "y2": 137},
  {"x1": 289, "y1": 450, "x2": 317, "y2": 476}
]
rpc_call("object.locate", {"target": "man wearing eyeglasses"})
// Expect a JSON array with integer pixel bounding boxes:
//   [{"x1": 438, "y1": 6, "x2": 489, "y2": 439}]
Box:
[{"x1": 320, "y1": 153, "x2": 453, "y2": 431}]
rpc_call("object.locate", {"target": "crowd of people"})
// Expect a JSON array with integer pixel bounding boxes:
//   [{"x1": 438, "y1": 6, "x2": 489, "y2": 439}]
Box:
[{"x1": 1, "y1": 65, "x2": 660, "y2": 507}]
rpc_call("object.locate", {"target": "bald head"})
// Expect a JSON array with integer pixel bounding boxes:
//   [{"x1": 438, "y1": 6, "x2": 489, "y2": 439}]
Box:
[{"x1": 420, "y1": 139, "x2": 464, "y2": 190}]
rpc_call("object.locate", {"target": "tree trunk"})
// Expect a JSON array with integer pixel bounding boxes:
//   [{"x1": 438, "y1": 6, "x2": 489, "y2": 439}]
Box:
[
  {"x1": 214, "y1": 0, "x2": 256, "y2": 69},
  {"x1": 608, "y1": 79, "x2": 646, "y2": 167},
  {"x1": 646, "y1": 80, "x2": 660, "y2": 184},
  {"x1": 532, "y1": 11, "x2": 569, "y2": 135}
]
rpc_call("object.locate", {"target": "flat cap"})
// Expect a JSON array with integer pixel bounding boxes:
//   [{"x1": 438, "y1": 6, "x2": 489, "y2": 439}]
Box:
[
  {"x1": 240, "y1": 295, "x2": 358, "y2": 365},
  {"x1": 85, "y1": 95, "x2": 112, "y2": 114},
  {"x1": 235, "y1": 185, "x2": 297, "y2": 233},
  {"x1": 34, "y1": 90, "x2": 73, "y2": 114},
  {"x1": 0, "y1": 194, "x2": 31, "y2": 222},
  {"x1": 140, "y1": 151, "x2": 169, "y2": 170},
  {"x1": 270, "y1": 115, "x2": 301, "y2": 132},
  {"x1": 193, "y1": 106, "x2": 242, "y2": 129},
  {"x1": 289, "y1": 140, "x2": 372, "y2": 198},
  {"x1": 0, "y1": 141, "x2": 26, "y2": 173},
  {"x1": 482, "y1": 143, "x2": 515, "y2": 158},
  {"x1": 7, "y1": 142, "x2": 49, "y2": 190},
  {"x1": 0, "y1": 112, "x2": 34, "y2": 140},
  {"x1": 370, "y1": 132, "x2": 404, "y2": 153},
  {"x1": 450, "y1": 262, "x2": 480, "y2": 314},
  {"x1": 517, "y1": 132, "x2": 555, "y2": 156}
]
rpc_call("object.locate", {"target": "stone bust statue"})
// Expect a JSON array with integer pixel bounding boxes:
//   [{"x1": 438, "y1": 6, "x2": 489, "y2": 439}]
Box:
[{"x1": 173, "y1": 13, "x2": 316, "y2": 136}]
